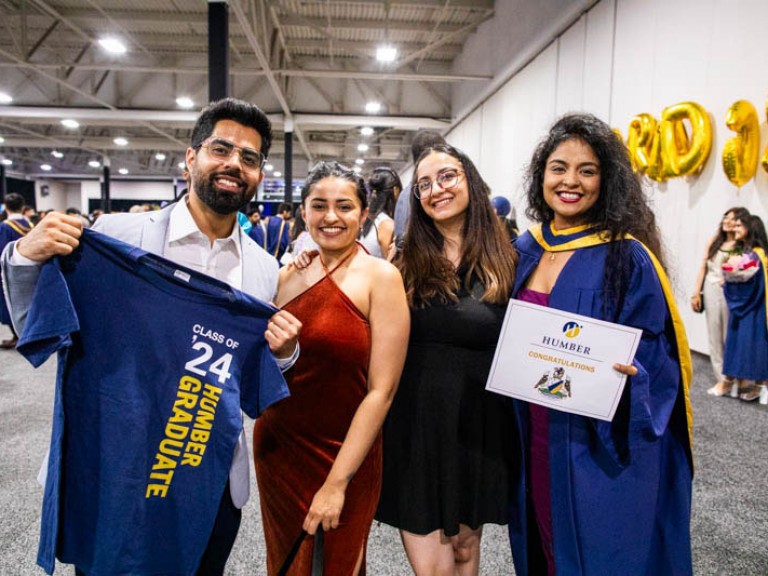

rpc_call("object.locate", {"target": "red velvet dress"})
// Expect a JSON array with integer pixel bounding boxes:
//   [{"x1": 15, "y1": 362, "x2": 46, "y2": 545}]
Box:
[{"x1": 253, "y1": 262, "x2": 378, "y2": 575}]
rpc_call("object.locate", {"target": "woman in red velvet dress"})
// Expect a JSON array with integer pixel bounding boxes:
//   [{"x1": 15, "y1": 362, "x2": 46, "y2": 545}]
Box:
[{"x1": 252, "y1": 161, "x2": 410, "y2": 575}]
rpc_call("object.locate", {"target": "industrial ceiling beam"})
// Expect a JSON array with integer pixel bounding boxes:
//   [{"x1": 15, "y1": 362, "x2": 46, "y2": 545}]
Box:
[
  {"x1": 0, "y1": 107, "x2": 448, "y2": 131},
  {"x1": 0, "y1": 62, "x2": 488, "y2": 82},
  {"x1": 230, "y1": 0, "x2": 313, "y2": 162},
  {"x1": 0, "y1": 46, "x2": 188, "y2": 148}
]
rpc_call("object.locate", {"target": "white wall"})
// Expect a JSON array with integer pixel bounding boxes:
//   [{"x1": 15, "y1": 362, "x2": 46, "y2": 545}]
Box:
[
  {"x1": 80, "y1": 180, "x2": 176, "y2": 210},
  {"x1": 32, "y1": 179, "x2": 178, "y2": 214},
  {"x1": 34, "y1": 180, "x2": 77, "y2": 213},
  {"x1": 446, "y1": 0, "x2": 768, "y2": 356}
]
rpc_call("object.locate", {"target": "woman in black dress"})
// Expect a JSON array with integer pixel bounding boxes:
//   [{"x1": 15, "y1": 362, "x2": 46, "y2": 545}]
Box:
[{"x1": 376, "y1": 144, "x2": 517, "y2": 575}]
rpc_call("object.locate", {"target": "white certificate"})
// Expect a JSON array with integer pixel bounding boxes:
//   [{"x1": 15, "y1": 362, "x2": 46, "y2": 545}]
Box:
[{"x1": 485, "y1": 300, "x2": 642, "y2": 421}]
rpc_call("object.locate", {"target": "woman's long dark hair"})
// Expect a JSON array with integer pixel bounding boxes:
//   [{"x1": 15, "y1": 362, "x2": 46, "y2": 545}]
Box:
[
  {"x1": 740, "y1": 214, "x2": 768, "y2": 252},
  {"x1": 399, "y1": 144, "x2": 516, "y2": 307},
  {"x1": 361, "y1": 167, "x2": 400, "y2": 237},
  {"x1": 707, "y1": 207, "x2": 751, "y2": 260},
  {"x1": 525, "y1": 113, "x2": 664, "y2": 317}
]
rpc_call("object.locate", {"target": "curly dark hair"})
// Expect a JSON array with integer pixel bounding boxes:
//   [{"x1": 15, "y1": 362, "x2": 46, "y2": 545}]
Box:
[
  {"x1": 707, "y1": 207, "x2": 750, "y2": 260},
  {"x1": 525, "y1": 113, "x2": 666, "y2": 318},
  {"x1": 190, "y1": 97, "x2": 273, "y2": 159},
  {"x1": 300, "y1": 161, "x2": 368, "y2": 210},
  {"x1": 399, "y1": 144, "x2": 516, "y2": 307},
  {"x1": 361, "y1": 167, "x2": 400, "y2": 237}
]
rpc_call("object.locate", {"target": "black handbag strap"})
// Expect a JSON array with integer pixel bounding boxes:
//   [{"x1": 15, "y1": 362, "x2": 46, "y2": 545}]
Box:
[
  {"x1": 312, "y1": 527, "x2": 324, "y2": 576},
  {"x1": 277, "y1": 528, "x2": 324, "y2": 576}
]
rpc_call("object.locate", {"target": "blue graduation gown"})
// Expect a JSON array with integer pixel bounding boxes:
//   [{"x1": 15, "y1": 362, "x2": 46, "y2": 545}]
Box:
[
  {"x1": 264, "y1": 216, "x2": 290, "y2": 260},
  {"x1": 508, "y1": 222, "x2": 694, "y2": 576},
  {"x1": 723, "y1": 247, "x2": 768, "y2": 380},
  {"x1": 0, "y1": 217, "x2": 32, "y2": 325}
]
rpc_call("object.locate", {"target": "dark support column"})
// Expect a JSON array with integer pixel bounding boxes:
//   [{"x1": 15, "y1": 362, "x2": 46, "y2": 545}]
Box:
[
  {"x1": 208, "y1": 0, "x2": 229, "y2": 101},
  {"x1": 284, "y1": 118, "x2": 293, "y2": 207},
  {"x1": 101, "y1": 159, "x2": 111, "y2": 213},
  {"x1": 0, "y1": 165, "x2": 6, "y2": 199}
]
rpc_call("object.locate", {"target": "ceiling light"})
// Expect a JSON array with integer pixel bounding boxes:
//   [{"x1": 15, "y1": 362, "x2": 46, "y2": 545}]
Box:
[
  {"x1": 178, "y1": 162, "x2": 186, "y2": 169},
  {"x1": 357, "y1": 143, "x2": 369, "y2": 152},
  {"x1": 376, "y1": 45, "x2": 397, "y2": 63},
  {"x1": 355, "y1": 158, "x2": 365, "y2": 165},
  {"x1": 40, "y1": 164, "x2": 52, "y2": 171},
  {"x1": 155, "y1": 153, "x2": 166, "y2": 161},
  {"x1": 175, "y1": 96, "x2": 194, "y2": 109},
  {"x1": 353, "y1": 166, "x2": 362, "y2": 173},
  {"x1": 365, "y1": 101, "x2": 381, "y2": 114},
  {"x1": 99, "y1": 37, "x2": 127, "y2": 55},
  {"x1": 0, "y1": 136, "x2": 4, "y2": 143},
  {"x1": 113, "y1": 137, "x2": 129, "y2": 146},
  {"x1": 118, "y1": 168, "x2": 129, "y2": 175},
  {"x1": 264, "y1": 163, "x2": 274, "y2": 172},
  {"x1": 88, "y1": 160, "x2": 101, "y2": 168},
  {"x1": 273, "y1": 171, "x2": 282, "y2": 178},
  {"x1": 360, "y1": 126, "x2": 374, "y2": 136},
  {"x1": 61, "y1": 119, "x2": 80, "y2": 129},
  {"x1": 0, "y1": 92, "x2": 12, "y2": 104},
  {"x1": 51, "y1": 150, "x2": 64, "y2": 159},
  {"x1": 1, "y1": 158, "x2": 12, "y2": 166}
]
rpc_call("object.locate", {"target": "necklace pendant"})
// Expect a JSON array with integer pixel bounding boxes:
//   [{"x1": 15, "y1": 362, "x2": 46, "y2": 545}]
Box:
[{"x1": 549, "y1": 252, "x2": 556, "y2": 262}]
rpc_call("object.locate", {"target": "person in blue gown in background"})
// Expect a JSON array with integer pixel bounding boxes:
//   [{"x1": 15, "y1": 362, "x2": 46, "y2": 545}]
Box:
[
  {"x1": 508, "y1": 113, "x2": 694, "y2": 575},
  {"x1": 722, "y1": 213, "x2": 768, "y2": 402}
]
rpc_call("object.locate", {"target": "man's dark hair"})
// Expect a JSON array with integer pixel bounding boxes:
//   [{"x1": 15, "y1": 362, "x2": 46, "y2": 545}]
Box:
[
  {"x1": 411, "y1": 130, "x2": 446, "y2": 163},
  {"x1": 247, "y1": 206, "x2": 261, "y2": 217},
  {"x1": 190, "y1": 98, "x2": 273, "y2": 159},
  {"x1": 3, "y1": 193, "x2": 24, "y2": 212},
  {"x1": 65, "y1": 207, "x2": 82, "y2": 215},
  {"x1": 277, "y1": 202, "x2": 293, "y2": 215}
]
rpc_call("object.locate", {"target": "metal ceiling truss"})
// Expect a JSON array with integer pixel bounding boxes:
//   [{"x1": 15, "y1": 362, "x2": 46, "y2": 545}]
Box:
[{"x1": 0, "y1": 0, "x2": 494, "y2": 178}]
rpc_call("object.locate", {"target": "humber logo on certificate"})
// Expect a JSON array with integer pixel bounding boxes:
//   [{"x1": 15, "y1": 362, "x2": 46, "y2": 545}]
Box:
[{"x1": 485, "y1": 300, "x2": 642, "y2": 421}]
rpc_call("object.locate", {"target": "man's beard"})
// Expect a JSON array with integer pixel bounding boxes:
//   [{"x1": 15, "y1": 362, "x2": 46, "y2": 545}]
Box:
[{"x1": 192, "y1": 169, "x2": 254, "y2": 215}]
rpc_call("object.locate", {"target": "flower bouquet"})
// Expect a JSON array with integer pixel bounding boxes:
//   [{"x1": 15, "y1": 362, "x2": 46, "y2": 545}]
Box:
[{"x1": 722, "y1": 250, "x2": 760, "y2": 283}]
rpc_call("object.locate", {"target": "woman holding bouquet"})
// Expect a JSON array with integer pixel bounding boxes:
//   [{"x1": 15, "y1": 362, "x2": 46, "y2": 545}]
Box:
[
  {"x1": 722, "y1": 214, "x2": 768, "y2": 403},
  {"x1": 508, "y1": 113, "x2": 693, "y2": 575},
  {"x1": 690, "y1": 207, "x2": 750, "y2": 396}
]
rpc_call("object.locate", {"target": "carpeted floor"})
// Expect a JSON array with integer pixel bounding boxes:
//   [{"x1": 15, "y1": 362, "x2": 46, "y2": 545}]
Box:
[{"x1": 0, "y1": 322, "x2": 765, "y2": 574}]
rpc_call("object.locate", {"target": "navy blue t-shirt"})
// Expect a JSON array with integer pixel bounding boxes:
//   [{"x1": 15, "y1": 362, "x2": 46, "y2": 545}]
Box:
[{"x1": 18, "y1": 229, "x2": 289, "y2": 575}]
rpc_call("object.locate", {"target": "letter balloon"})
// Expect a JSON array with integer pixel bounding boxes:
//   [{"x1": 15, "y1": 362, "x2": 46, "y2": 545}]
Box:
[
  {"x1": 722, "y1": 100, "x2": 759, "y2": 187},
  {"x1": 761, "y1": 97, "x2": 768, "y2": 175},
  {"x1": 626, "y1": 114, "x2": 658, "y2": 173},
  {"x1": 659, "y1": 101, "x2": 713, "y2": 177}
]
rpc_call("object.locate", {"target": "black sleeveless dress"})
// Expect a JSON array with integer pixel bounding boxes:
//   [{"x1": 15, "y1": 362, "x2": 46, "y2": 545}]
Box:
[{"x1": 376, "y1": 276, "x2": 516, "y2": 536}]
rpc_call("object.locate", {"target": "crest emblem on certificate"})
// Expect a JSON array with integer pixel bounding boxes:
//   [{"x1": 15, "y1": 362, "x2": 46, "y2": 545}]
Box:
[{"x1": 534, "y1": 366, "x2": 572, "y2": 400}]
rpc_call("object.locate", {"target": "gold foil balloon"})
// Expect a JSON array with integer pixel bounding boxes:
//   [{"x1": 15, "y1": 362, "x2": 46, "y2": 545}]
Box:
[
  {"x1": 627, "y1": 114, "x2": 657, "y2": 173},
  {"x1": 761, "y1": 97, "x2": 768, "y2": 175},
  {"x1": 646, "y1": 120, "x2": 669, "y2": 182},
  {"x1": 722, "y1": 100, "x2": 759, "y2": 187},
  {"x1": 658, "y1": 101, "x2": 713, "y2": 177}
]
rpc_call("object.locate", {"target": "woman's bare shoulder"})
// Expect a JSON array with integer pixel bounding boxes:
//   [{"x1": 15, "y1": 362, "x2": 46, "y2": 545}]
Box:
[{"x1": 354, "y1": 251, "x2": 401, "y2": 281}]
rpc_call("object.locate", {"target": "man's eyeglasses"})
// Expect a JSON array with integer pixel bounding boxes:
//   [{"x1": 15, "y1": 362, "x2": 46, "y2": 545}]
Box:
[
  {"x1": 198, "y1": 137, "x2": 266, "y2": 171},
  {"x1": 413, "y1": 168, "x2": 464, "y2": 199}
]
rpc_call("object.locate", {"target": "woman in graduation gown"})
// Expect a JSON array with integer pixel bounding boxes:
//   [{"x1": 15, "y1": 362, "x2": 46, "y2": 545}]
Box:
[
  {"x1": 253, "y1": 161, "x2": 409, "y2": 575},
  {"x1": 508, "y1": 113, "x2": 694, "y2": 575},
  {"x1": 722, "y1": 213, "x2": 768, "y2": 402}
]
